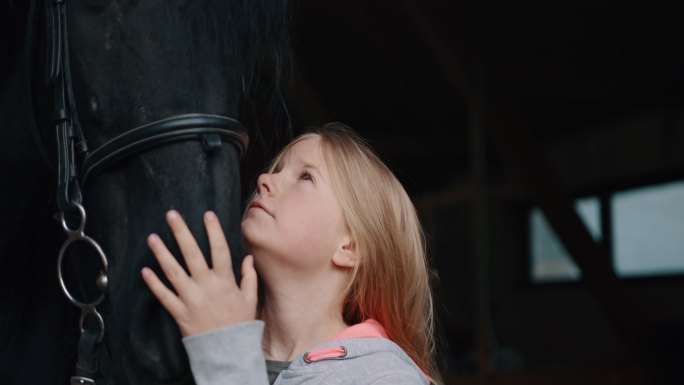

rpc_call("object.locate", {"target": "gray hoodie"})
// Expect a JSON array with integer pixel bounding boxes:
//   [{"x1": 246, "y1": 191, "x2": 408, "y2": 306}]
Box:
[{"x1": 182, "y1": 320, "x2": 431, "y2": 385}]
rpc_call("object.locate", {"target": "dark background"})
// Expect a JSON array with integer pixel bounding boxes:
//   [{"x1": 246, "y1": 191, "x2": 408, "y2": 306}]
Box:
[{"x1": 283, "y1": 1, "x2": 684, "y2": 384}]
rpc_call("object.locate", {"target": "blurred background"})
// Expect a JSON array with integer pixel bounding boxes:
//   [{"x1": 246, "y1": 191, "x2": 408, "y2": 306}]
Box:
[{"x1": 280, "y1": 1, "x2": 684, "y2": 384}]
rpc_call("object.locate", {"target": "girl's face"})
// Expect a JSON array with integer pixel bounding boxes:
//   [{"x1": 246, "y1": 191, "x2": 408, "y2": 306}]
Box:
[{"x1": 241, "y1": 137, "x2": 351, "y2": 272}]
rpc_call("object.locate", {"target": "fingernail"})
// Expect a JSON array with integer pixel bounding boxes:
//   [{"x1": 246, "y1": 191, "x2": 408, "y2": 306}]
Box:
[
  {"x1": 167, "y1": 210, "x2": 179, "y2": 221},
  {"x1": 205, "y1": 211, "x2": 216, "y2": 221}
]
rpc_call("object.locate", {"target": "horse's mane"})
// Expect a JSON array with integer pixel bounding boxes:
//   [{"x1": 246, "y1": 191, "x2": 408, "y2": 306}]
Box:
[
  {"x1": 243, "y1": 0, "x2": 294, "y2": 152},
  {"x1": 188, "y1": 0, "x2": 293, "y2": 150}
]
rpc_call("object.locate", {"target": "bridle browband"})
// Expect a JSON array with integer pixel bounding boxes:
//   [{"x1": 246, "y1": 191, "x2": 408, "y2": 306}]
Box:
[{"x1": 29, "y1": 1, "x2": 249, "y2": 384}]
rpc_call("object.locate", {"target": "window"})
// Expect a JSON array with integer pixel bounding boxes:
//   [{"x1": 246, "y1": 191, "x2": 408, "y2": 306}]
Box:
[
  {"x1": 529, "y1": 179, "x2": 684, "y2": 282},
  {"x1": 612, "y1": 179, "x2": 684, "y2": 277},
  {"x1": 529, "y1": 197, "x2": 601, "y2": 282}
]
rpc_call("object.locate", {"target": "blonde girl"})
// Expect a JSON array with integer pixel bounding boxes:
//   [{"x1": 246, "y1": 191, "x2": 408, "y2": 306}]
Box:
[{"x1": 141, "y1": 123, "x2": 439, "y2": 385}]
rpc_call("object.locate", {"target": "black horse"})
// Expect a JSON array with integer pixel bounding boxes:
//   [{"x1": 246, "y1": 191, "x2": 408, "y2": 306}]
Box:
[{"x1": 0, "y1": 1, "x2": 290, "y2": 384}]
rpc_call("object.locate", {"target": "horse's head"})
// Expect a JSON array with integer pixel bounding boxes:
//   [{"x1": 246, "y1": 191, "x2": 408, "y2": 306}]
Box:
[{"x1": 39, "y1": 1, "x2": 289, "y2": 383}]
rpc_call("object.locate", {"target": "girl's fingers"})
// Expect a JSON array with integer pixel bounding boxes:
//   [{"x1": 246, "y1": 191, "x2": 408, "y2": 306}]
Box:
[
  {"x1": 240, "y1": 255, "x2": 258, "y2": 313},
  {"x1": 204, "y1": 211, "x2": 233, "y2": 277},
  {"x1": 147, "y1": 233, "x2": 191, "y2": 291},
  {"x1": 141, "y1": 267, "x2": 186, "y2": 317},
  {"x1": 166, "y1": 210, "x2": 209, "y2": 277}
]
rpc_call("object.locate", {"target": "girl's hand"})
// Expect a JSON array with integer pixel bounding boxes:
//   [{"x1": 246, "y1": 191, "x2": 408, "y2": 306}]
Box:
[{"x1": 141, "y1": 210, "x2": 258, "y2": 337}]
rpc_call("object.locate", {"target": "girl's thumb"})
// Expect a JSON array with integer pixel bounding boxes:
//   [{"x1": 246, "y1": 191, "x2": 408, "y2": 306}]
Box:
[{"x1": 240, "y1": 255, "x2": 258, "y2": 316}]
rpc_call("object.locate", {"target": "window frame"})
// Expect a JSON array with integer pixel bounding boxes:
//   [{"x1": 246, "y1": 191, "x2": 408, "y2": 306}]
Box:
[{"x1": 527, "y1": 177, "x2": 684, "y2": 284}]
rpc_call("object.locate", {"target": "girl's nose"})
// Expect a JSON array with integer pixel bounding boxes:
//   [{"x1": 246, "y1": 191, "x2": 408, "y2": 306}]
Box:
[{"x1": 257, "y1": 173, "x2": 273, "y2": 194}]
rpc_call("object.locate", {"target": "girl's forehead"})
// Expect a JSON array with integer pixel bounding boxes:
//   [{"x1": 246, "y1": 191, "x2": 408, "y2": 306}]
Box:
[
  {"x1": 282, "y1": 137, "x2": 325, "y2": 166},
  {"x1": 280, "y1": 137, "x2": 339, "y2": 182}
]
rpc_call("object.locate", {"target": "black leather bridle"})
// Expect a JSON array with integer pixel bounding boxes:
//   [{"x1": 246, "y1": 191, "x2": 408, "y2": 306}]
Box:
[{"x1": 27, "y1": 1, "x2": 249, "y2": 384}]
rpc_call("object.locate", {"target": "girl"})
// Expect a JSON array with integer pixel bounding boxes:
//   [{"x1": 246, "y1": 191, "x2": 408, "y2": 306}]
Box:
[{"x1": 141, "y1": 123, "x2": 439, "y2": 385}]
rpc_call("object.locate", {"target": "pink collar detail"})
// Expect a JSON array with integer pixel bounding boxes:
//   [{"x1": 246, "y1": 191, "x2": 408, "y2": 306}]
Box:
[
  {"x1": 303, "y1": 319, "x2": 386, "y2": 363},
  {"x1": 303, "y1": 319, "x2": 431, "y2": 383}
]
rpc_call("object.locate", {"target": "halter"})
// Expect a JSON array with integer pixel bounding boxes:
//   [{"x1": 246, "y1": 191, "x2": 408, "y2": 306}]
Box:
[{"x1": 31, "y1": 1, "x2": 248, "y2": 384}]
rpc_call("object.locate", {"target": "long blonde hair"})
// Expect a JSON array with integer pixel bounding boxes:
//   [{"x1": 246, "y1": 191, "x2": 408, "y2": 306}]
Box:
[{"x1": 263, "y1": 123, "x2": 439, "y2": 381}]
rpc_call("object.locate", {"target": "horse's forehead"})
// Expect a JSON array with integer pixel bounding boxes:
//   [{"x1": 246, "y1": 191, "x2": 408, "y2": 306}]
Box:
[{"x1": 67, "y1": 2, "x2": 252, "y2": 142}]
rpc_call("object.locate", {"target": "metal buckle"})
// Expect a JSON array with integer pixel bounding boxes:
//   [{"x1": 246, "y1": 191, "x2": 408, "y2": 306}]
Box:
[{"x1": 71, "y1": 376, "x2": 95, "y2": 385}]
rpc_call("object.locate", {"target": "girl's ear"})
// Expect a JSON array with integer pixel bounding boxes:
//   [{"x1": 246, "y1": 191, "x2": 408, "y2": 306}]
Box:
[{"x1": 332, "y1": 240, "x2": 357, "y2": 268}]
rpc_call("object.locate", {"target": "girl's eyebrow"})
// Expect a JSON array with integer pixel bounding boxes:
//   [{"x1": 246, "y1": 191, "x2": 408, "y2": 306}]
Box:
[
  {"x1": 302, "y1": 162, "x2": 320, "y2": 172},
  {"x1": 290, "y1": 152, "x2": 320, "y2": 172},
  {"x1": 297, "y1": 159, "x2": 325, "y2": 179}
]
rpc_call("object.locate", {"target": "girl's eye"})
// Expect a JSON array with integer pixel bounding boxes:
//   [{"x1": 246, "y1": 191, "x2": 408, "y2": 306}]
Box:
[{"x1": 300, "y1": 171, "x2": 313, "y2": 182}]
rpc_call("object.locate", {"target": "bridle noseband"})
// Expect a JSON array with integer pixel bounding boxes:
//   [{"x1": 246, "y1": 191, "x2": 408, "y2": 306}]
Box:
[
  {"x1": 81, "y1": 114, "x2": 247, "y2": 184},
  {"x1": 30, "y1": 1, "x2": 249, "y2": 384}
]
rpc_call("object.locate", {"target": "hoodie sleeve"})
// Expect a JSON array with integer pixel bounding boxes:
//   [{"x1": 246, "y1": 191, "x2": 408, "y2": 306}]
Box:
[{"x1": 182, "y1": 320, "x2": 269, "y2": 385}]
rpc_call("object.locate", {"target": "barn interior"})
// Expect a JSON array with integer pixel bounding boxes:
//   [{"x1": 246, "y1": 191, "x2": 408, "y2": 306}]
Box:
[{"x1": 283, "y1": 1, "x2": 684, "y2": 384}]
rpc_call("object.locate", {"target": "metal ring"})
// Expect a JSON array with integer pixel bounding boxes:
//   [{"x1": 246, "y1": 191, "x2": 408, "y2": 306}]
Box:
[
  {"x1": 57, "y1": 234, "x2": 108, "y2": 309},
  {"x1": 60, "y1": 202, "x2": 86, "y2": 234},
  {"x1": 79, "y1": 308, "x2": 105, "y2": 343}
]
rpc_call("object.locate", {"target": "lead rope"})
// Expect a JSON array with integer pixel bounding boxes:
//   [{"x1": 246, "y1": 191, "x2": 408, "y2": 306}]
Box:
[{"x1": 46, "y1": 0, "x2": 108, "y2": 384}]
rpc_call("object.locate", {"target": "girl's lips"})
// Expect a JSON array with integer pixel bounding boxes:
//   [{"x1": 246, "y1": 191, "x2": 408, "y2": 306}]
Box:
[{"x1": 249, "y1": 201, "x2": 273, "y2": 217}]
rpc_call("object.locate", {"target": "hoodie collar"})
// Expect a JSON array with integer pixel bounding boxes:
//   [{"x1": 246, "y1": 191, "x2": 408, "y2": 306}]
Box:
[
  {"x1": 303, "y1": 319, "x2": 386, "y2": 363},
  {"x1": 303, "y1": 319, "x2": 431, "y2": 383},
  {"x1": 331, "y1": 319, "x2": 388, "y2": 340}
]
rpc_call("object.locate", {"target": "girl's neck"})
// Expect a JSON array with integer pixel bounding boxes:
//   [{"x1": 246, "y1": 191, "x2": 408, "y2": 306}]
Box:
[{"x1": 260, "y1": 284, "x2": 348, "y2": 362}]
